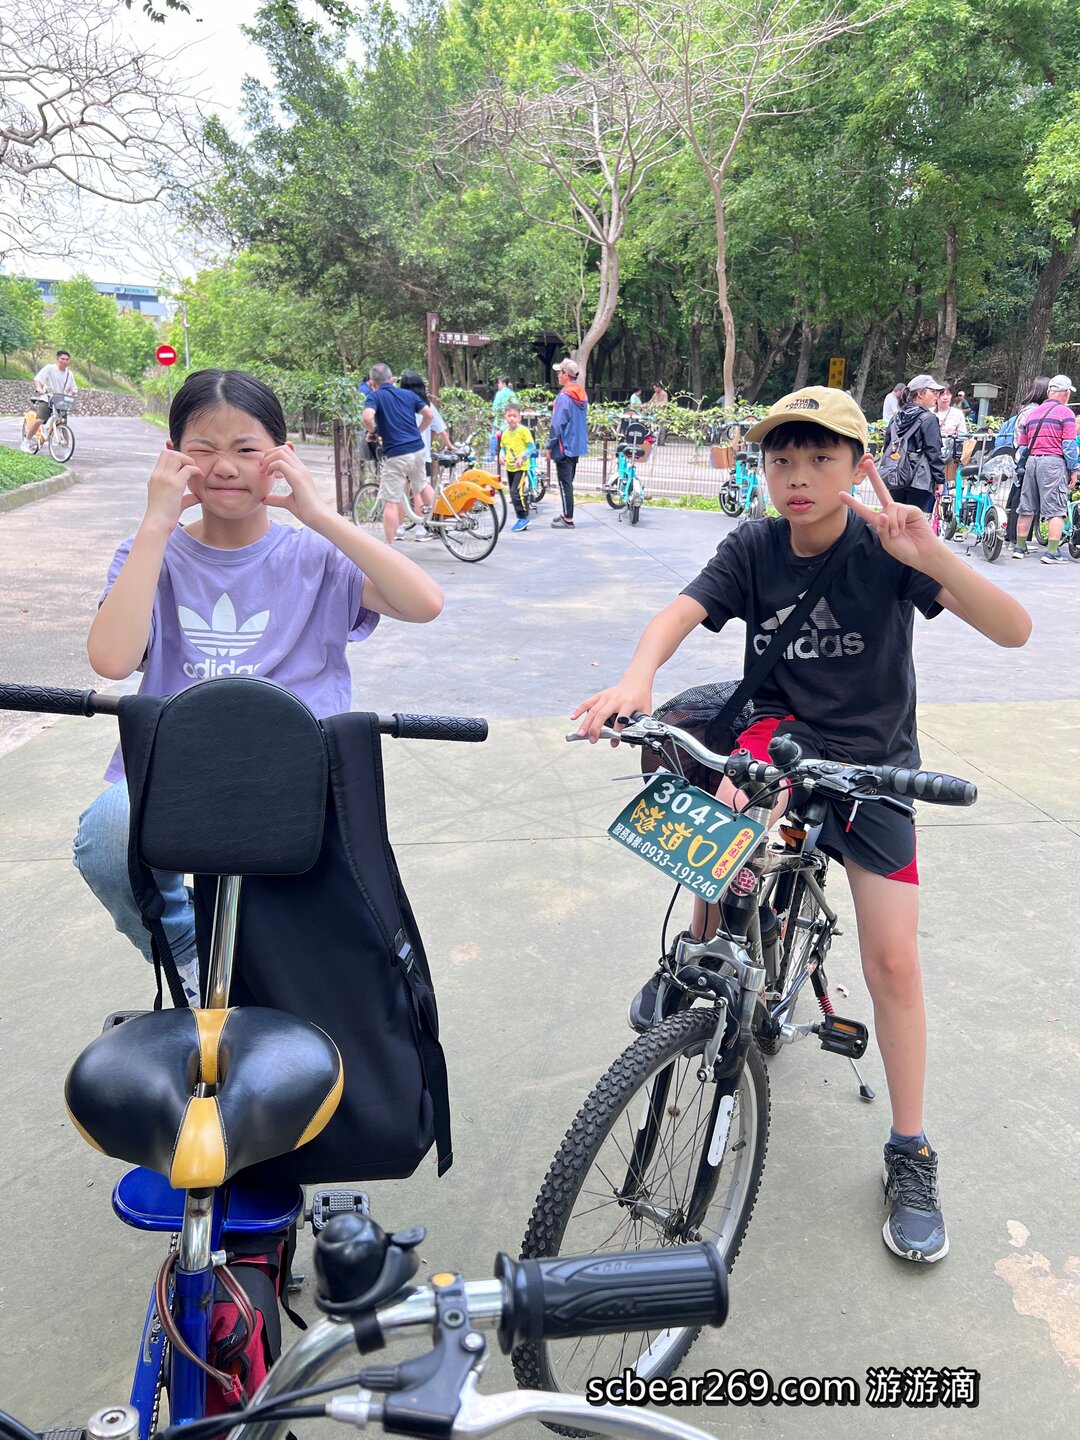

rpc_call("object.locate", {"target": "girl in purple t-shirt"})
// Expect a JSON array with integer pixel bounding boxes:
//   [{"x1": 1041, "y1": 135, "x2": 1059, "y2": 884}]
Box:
[{"x1": 73, "y1": 369, "x2": 444, "y2": 1001}]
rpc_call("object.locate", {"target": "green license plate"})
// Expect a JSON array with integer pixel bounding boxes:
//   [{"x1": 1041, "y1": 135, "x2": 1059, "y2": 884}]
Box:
[{"x1": 609, "y1": 775, "x2": 767, "y2": 903}]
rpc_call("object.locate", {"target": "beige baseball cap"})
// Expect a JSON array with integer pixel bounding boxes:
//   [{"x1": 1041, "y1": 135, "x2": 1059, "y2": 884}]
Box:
[
  {"x1": 744, "y1": 386, "x2": 869, "y2": 450},
  {"x1": 1047, "y1": 374, "x2": 1075, "y2": 393},
  {"x1": 553, "y1": 357, "x2": 580, "y2": 378}
]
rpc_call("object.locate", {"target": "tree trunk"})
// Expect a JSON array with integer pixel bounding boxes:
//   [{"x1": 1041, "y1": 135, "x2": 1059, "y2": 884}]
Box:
[
  {"x1": 710, "y1": 182, "x2": 737, "y2": 406},
  {"x1": 852, "y1": 321, "x2": 884, "y2": 406},
  {"x1": 894, "y1": 294, "x2": 922, "y2": 385},
  {"x1": 1014, "y1": 223, "x2": 1080, "y2": 399},
  {"x1": 794, "y1": 320, "x2": 820, "y2": 389},
  {"x1": 931, "y1": 224, "x2": 958, "y2": 379},
  {"x1": 689, "y1": 321, "x2": 703, "y2": 402},
  {"x1": 746, "y1": 323, "x2": 795, "y2": 403},
  {"x1": 576, "y1": 241, "x2": 620, "y2": 380}
]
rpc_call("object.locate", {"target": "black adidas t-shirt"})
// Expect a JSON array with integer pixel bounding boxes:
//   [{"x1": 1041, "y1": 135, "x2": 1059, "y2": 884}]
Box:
[{"x1": 682, "y1": 512, "x2": 942, "y2": 766}]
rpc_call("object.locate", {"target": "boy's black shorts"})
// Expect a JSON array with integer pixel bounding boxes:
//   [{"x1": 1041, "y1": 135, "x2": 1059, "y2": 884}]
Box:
[{"x1": 737, "y1": 715, "x2": 918, "y2": 886}]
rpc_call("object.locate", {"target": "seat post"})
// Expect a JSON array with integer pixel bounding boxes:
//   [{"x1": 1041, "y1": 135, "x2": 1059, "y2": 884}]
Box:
[{"x1": 206, "y1": 874, "x2": 242, "y2": 1009}]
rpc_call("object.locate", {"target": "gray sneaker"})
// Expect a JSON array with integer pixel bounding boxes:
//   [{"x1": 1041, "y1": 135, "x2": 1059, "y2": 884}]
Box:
[
  {"x1": 882, "y1": 1142, "x2": 949, "y2": 1263},
  {"x1": 1010, "y1": 545, "x2": 1027, "y2": 558}
]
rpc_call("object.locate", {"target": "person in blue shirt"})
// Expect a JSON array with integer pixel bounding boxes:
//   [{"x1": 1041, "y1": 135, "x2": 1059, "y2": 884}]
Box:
[
  {"x1": 547, "y1": 358, "x2": 589, "y2": 529},
  {"x1": 487, "y1": 376, "x2": 518, "y2": 459},
  {"x1": 361, "y1": 363, "x2": 433, "y2": 545}
]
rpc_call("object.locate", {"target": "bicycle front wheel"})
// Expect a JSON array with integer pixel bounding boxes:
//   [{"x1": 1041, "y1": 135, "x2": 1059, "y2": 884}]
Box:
[
  {"x1": 352, "y1": 481, "x2": 384, "y2": 536},
  {"x1": 532, "y1": 472, "x2": 547, "y2": 504},
  {"x1": 492, "y1": 485, "x2": 508, "y2": 532},
  {"x1": 513, "y1": 1009, "x2": 769, "y2": 1407},
  {"x1": 439, "y1": 498, "x2": 498, "y2": 562},
  {"x1": 719, "y1": 485, "x2": 742, "y2": 517},
  {"x1": 629, "y1": 478, "x2": 643, "y2": 525},
  {"x1": 604, "y1": 483, "x2": 626, "y2": 510},
  {"x1": 48, "y1": 424, "x2": 74, "y2": 463}
]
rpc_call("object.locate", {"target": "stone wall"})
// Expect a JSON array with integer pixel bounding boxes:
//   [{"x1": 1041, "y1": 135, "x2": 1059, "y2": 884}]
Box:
[{"x1": 0, "y1": 380, "x2": 144, "y2": 419}]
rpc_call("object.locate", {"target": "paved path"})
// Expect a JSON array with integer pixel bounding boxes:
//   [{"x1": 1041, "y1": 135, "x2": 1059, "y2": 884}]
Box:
[{"x1": 1, "y1": 419, "x2": 1078, "y2": 1437}]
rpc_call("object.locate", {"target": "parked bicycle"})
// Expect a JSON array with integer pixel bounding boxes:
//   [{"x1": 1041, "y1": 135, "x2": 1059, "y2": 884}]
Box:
[
  {"x1": 513, "y1": 712, "x2": 976, "y2": 1400},
  {"x1": 21, "y1": 393, "x2": 76, "y2": 463},
  {"x1": 938, "y1": 469, "x2": 1007, "y2": 562},
  {"x1": 603, "y1": 440, "x2": 650, "y2": 525},
  {"x1": 352, "y1": 458, "x2": 501, "y2": 562},
  {"x1": 0, "y1": 680, "x2": 728, "y2": 1440}
]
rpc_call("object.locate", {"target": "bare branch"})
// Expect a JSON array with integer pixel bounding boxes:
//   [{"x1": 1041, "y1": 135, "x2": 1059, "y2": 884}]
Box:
[{"x1": 0, "y1": 0, "x2": 205, "y2": 261}]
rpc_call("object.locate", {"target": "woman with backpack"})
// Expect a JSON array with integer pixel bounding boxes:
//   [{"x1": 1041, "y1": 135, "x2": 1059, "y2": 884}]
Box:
[{"x1": 879, "y1": 373, "x2": 947, "y2": 513}]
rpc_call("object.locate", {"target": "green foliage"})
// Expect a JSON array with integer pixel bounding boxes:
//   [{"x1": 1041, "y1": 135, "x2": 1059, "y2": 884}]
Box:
[
  {"x1": 116, "y1": 310, "x2": 160, "y2": 384},
  {"x1": 0, "y1": 449, "x2": 65, "y2": 491},
  {"x1": 50, "y1": 276, "x2": 120, "y2": 380},
  {"x1": 0, "y1": 275, "x2": 45, "y2": 364}
]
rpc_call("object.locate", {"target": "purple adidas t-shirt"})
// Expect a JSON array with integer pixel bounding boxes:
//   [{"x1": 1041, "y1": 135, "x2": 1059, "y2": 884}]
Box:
[{"x1": 102, "y1": 522, "x2": 379, "y2": 780}]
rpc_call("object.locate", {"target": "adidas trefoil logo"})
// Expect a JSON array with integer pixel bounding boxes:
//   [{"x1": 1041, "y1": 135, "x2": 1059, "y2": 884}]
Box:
[
  {"x1": 179, "y1": 593, "x2": 269, "y2": 679},
  {"x1": 753, "y1": 592, "x2": 864, "y2": 660}
]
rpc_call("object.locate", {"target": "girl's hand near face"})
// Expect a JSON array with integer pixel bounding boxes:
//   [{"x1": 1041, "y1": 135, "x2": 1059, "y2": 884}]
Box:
[
  {"x1": 261, "y1": 445, "x2": 329, "y2": 528},
  {"x1": 145, "y1": 450, "x2": 201, "y2": 532}
]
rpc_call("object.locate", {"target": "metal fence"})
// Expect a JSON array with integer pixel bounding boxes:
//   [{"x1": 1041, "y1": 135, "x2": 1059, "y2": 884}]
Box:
[{"x1": 332, "y1": 418, "x2": 1014, "y2": 517}]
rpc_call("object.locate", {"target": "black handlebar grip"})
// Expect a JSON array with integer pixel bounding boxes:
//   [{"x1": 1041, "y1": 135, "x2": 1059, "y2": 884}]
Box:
[
  {"x1": 874, "y1": 766, "x2": 977, "y2": 807},
  {"x1": 493, "y1": 1245, "x2": 728, "y2": 1355},
  {"x1": 383, "y1": 713, "x2": 489, "y2": 743},
  {"x1": 0, "y1": 683, "x2": 98, "y2": 716}
]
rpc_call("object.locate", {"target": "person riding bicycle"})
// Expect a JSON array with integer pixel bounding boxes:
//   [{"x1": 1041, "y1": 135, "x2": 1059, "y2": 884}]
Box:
[
  {"x1": 573, "y1": 386, "x2": 1031, "y2": 1265},
  {"x1": 499, "y1": 403, "x2": 535, "y2": 533},
  {"x1": 73, "y1": 369, "x2": 443, "y2": 1003},
  {"x1": 21, "y1": 349, "x2": 76, "y2": 452}
]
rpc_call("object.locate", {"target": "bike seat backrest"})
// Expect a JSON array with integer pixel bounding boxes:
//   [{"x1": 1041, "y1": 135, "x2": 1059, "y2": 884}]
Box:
[
  {"x1": 66, "y1": 1007, "x2": 343, "y2": 1188},
  {"x1": 132, "y1": 677, "x2": 327, "y2": 876}
]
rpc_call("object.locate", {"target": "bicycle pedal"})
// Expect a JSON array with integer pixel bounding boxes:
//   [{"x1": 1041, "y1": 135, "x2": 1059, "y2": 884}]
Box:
[
  {"x1": 815, "y1": 1014, "x2": 869, "y2": 1059},
  {"x1": 307, "y1": 1189, "x2": 371, "y2": 1234},
  {"x1": 101, "y1": 1009, "x2": 150, "y2": 1033}
]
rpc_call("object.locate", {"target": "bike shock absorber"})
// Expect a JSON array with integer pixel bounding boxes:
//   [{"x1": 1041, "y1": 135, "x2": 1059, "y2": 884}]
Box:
[{"x1": 810, "y1": 960, "x2": 835, "y2": 1016}]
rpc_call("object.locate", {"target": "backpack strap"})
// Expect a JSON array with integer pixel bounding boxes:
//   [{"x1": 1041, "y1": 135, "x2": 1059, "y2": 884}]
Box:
[
  {"x1": 322, "y1": 713, "x2": 453, "y2": 1176},
  {"x1": 117, "y1": 694, "x2": 189, "y2": 1010},
  {"x1": 707, "y1": 514, "x2": 865, "y2": 745}
]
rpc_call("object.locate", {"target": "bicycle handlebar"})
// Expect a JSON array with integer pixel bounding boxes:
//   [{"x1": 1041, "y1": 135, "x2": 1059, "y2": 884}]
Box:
[
  {"x1": 570, "y1": 718, "x2": 977, "y2": 808},
  {"x1": 0, "y1": 684, "x2": 488, "y2": 742},
  {"x1": 495, "y1": 1243, "x2": 727, "y2": 1351}
]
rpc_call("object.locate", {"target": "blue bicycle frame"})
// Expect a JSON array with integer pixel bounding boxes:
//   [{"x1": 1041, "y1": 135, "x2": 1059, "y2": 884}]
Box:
[{"x1": 115, "y1": 879, "x2": 303, "y2": 1438}]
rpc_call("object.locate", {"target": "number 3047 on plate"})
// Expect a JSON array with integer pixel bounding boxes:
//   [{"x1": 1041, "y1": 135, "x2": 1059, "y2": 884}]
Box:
[{"x1": 609, "y1": 775, "x2": 767, "y2": 903}]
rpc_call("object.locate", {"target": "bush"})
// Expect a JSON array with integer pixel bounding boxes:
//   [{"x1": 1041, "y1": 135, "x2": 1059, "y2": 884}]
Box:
[{"x1": 142, "y1": 363, "x2": 368, "y2": 434}]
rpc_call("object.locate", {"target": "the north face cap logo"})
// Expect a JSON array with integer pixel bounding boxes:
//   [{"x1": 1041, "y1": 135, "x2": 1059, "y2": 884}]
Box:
[{"x1": 785, "y1": 398, "x2": 820, "y2": 411}]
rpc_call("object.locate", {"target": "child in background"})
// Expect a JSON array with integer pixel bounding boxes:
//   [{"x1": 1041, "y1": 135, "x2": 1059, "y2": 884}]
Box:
[
  {"x1": 74, "y1": 368, "x2": 443, "y2": 1002},
  {"x1": 500, "y1": 403, "x2": 535, "y2": 533}
]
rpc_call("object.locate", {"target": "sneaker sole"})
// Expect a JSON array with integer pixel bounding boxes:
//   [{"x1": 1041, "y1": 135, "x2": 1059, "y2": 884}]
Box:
[{"x1": 880, "y1": 1165, "x2": 949, "y2": 1263}]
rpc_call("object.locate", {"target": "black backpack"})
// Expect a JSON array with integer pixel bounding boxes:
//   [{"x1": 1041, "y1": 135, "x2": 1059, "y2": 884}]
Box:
[
  {"x1": 879, "y1": 415, "x2": 934, "y2": 491},
  {"x1": 118, "y1": 677, "x2": 452, "y2": 1186}
]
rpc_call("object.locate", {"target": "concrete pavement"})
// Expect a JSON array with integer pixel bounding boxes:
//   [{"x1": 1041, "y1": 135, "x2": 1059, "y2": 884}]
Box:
[{"x1": 1, "y1": 420, "x2": 1078, "y2": 1437}]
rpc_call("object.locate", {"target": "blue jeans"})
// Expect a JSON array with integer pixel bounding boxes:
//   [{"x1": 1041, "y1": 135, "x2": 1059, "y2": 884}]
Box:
[{"x1": 72, "y1": 781, "x2": 197, "y2": 972}]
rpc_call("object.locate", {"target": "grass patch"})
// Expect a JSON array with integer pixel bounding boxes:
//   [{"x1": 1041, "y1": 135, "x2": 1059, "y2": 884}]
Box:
[
  {"x1": 0, "y1": 447, "x2": 65, "y2": 491},
  {"x1": 142, "y1": 411, "x2": 168, "y2": 431}
]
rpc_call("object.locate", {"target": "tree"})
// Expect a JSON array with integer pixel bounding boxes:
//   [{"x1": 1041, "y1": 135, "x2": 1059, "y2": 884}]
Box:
[
  {"x1": 0, "y1": 274, "x2": 45, "y2": 368},
  {"x1": 0, "y1": 0, "x2": 199, "y2": 261},
  {"x1": 50, "y1": 275, "x2": 120, "y2": 382},
  {"x1": 116, "y1": 308, "x2": 159, "y2": 382},
  {"x1": 593, "y1": 0, "x2": 883, "y2": 403},
  {"x1": 453, "y1": 57, "x2": 680, "y2": 375}
]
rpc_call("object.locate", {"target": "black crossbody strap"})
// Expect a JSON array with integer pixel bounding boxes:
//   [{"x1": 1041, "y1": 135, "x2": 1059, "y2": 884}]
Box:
[{"x1": 709, "y1": 516, "x2": 864, "y2": 740}]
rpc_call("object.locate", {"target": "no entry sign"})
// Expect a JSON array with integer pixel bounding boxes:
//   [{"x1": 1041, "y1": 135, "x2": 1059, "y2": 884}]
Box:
[{"x1": 156, "y1": 344, "x2": 178, "y2": 367}]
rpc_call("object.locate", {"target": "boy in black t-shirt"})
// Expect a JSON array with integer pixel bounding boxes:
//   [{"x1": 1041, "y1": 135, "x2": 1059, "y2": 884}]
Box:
[{"x1": 574, "y1": 387, "x2": 1031, "y2": 1265}]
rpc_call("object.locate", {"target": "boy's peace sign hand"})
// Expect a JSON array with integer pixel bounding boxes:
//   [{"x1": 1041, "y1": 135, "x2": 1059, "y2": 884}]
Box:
[
  {"x1": 840, "y1": 458, "x2": 942, "y2": 573},
  {"x1": 146, "y1": 449, "x2": 201, "y2": 530},
  {"x1": 261, "y1": 445, "x2": 328, "y2": 527}
]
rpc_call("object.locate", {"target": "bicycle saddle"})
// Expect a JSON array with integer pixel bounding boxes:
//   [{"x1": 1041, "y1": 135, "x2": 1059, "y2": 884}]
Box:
[
  {"x1": 65, "y1": 1007, "x2": 343, "y2": 1189},
  {"x1": 433, "y1": 450, "x2": 465, "y2": 467}
]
